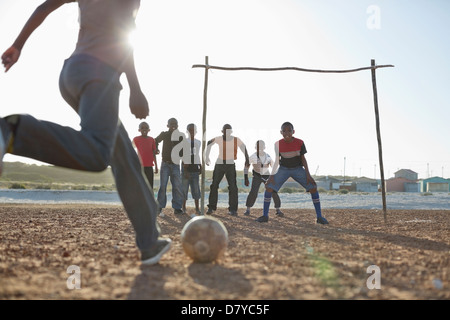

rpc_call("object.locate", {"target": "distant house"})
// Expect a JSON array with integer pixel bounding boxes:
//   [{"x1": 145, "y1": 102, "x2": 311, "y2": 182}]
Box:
[
  {"x1": 351, "y1": 177, "x2": 378, "y2": 192},
  {"x1": 386, "y1": 169, "x2": 420, "y2": 192},
  {"x1": 315, "y1": 176, "x2": 341, "y2": 190},
  {"x1": 395, "y1": 169, "x2": 418, "y2": 181},
  {"x1": 420, "y1": 177, "x2": 450, "y2": 192},
  {"x1": 386, "y1": 177, "x2": 420, "y2": 192}
]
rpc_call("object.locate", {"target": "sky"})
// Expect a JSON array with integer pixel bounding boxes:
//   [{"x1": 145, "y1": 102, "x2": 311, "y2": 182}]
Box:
[{"x1": 0, "y1": 0, "x2": 449, "y2": 180}]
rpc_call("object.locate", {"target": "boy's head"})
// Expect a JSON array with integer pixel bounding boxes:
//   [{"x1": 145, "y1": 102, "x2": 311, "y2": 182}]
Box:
[
  {"x1": 255, "y1": 140, "x2": 265, "y2": 152},
  {"x1": 222, "y1": 124, "x2": 232, "y2": 137},
  {"x1": 187, "y1": 123, "x2": 197, "y2": 136},
  {"x1": 138, "y1": 121, "x2": 150, "y2": 136},
  {"x1": 280, "y1": 122, "x2": 295, "y2": 142},
  {"x1": 167, "y1": 118, "x2": 178, "y2": 131}
]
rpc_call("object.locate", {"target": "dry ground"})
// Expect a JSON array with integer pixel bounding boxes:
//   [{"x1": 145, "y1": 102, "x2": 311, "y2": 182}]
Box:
[{"x1": 0, "y1": 204, "x2": 448, "y2": 300}]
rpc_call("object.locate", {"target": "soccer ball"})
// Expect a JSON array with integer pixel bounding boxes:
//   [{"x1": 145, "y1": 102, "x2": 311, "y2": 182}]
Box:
[{"x1": 180, "y1": 216, "x2": 228, "y2": 263}]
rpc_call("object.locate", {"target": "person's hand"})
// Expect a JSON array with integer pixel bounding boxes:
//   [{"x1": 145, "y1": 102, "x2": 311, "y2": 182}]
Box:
[
  {"x1": 129, "y1": 89, "x2": 149, "y2": 119},
  {"x1": 2, "y1": 46, "x2": 21, "y2": 72},
  {"x1": 244, "y1": 177, "x2": 249, "y2": 187},
  {"x1": 206, "y1": 158, "x2": 211, "y2": 166},
  {"x1": 154, "y1": 168, "x2": 158, "y2": 174},
  {"x1": 266, "y1": 175, "x2": 274, "y2": 186}
]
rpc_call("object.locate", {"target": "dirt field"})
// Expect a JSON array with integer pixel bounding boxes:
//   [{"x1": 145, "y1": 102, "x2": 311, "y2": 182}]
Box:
[{"x1": 0, "y1": 204, "x2": 448, "y2": 301}]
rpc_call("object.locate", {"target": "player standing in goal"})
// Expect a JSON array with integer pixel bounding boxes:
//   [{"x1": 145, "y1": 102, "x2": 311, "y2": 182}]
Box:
[{"x1": 257, "y1": 122, "x2": 328, "y2": 224}]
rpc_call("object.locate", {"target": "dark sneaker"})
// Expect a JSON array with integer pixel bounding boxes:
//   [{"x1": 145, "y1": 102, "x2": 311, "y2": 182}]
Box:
[
  {"x1": 174, "y1": 208, "x2": 184, "y2": 215},
  {"x1": 244, "y1": 209, "x2": 250, "y2": 216},
  {"x1": 0, "y1": 118, "x2": 13, "y2": 177},
  {"x1": 141, "y1": 238, "x2": 172, "y2": 265},
  {"x1": 228, "y1": 210, "x2": 238, "y2": 216},
  {"x1": 256, "y1": 215, "x2": 269, "y2": 223},
  {"x1": 275, "y1": 210, "x2": 284, "y2": 217},
  {"x1": 316, "y1": 216, "x2": 329, "y2": 225},
  {"x1": 206, "y1": 208, "x2": 214, "y2": 215}
]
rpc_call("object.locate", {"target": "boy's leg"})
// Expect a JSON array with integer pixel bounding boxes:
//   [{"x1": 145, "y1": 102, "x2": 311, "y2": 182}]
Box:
[
  {"x1": 190, "y1": 172, "x2": 201, "y2": 214},
  {"x1": 143, "y1": 166, "x2": 154, "y2": 189},
  {"x1": 169, "y1": 164, "x2": 184, "y2": 213},
  {"x1": 157, "y1": 162, "x2": 169, "y2": 212},
  {"x1": 110, "y1": 122, "x2": 163, "y2": 257},
  {"x1": 11, "y1": 55, "x2": 120, "y2": 171},
  {"x1": 225, "y1": 164, "x2": 238, "y2": 213},
  {"x1": 272, "y1": 191, "x2": 283, "y2": 216},
  {"x1": 245, "y1": 173, "x2": 262, "y2": 212},
  {"x1": 181, "y1": 172, "x2": 189, "y2": 212},
  {"x1": 207, "y1": 164, "x2": 225, "y2": 212},
  {"x1": 258, "y1": 167, "x2": 289, "y2": 222},
  {"x1": 292, "y1": 167, "x2": 328, "y2": 224}
]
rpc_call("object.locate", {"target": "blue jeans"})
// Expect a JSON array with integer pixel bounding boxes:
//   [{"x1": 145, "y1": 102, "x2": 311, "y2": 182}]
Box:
[
  {"x1": 157, "y1": 162, "x2": 184, "y2": 210},
  {"x1": 266, "y1": 165, "x2": 316, "y2": 192},
  {"x1": 182, "y1": 168, "x2": 200, "y2": 200},
  {"x1": 11, "y1": 54, "x2": 159, "y2": 255}
]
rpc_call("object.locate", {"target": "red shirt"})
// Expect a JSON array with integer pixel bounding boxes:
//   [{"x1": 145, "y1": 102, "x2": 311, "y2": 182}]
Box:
[
  {"x1": 276, "y1": 137, "x2": 306, "y2": 168},
  {"x1": 133, "y1": 136, "x2": 157, "y2": 167}
]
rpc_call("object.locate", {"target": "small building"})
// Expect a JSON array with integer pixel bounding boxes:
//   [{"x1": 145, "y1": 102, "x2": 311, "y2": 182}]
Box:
[
  {"x1": 421, "y1": 177, "x2": 450, "y2": 192},
  {"x1": 386, "y1": 177, "x2": 420, "y2": 192},
  {"x1": 395, "y1": 169, "x2": 418, "y2": 181},
  {"x1": 404, "y1": 181, "x2": 421, "y2": 193},
  {"x1": 315, "y1": 176, "x2": 341, "y2": 190},
  {"x1": 352, "y1": 177, "x2": 379, "y2": 192}
]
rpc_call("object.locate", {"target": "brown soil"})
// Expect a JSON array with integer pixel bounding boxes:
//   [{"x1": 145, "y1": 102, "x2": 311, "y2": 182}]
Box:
[{"x1": 0, "y1": 204, "x2": 448, "y2": 300}]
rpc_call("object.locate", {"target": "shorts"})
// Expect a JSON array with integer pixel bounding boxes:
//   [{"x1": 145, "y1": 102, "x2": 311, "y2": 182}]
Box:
[
  {"x1": 182, "y1": 170, "x2": 201, "y2": 200},
  {"x1": 265, "y1": 165, "x2": 316, "y2": 192}
]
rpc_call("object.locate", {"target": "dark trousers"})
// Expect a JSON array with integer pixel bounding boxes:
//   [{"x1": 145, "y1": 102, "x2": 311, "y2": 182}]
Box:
[
  {"x1": 245, "y1": 172, "x2": 281, "y2": 208},
  {"x1": 208, "y1": 163, "x2": 238, "y2": 211},
  {"x1": 143, "y1": 166, "x2": 154, "y2": 189}
]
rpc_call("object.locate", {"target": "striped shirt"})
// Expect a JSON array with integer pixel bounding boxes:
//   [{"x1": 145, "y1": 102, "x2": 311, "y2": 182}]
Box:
[{"x1": 275, "y1": 137, "x2": 306, "y2": 168}]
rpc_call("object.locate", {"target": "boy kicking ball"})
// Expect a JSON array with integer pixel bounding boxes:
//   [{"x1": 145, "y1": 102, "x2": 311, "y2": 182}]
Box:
[{"x1": 257, "y1": 122, "x2": 329, "y2": 224}]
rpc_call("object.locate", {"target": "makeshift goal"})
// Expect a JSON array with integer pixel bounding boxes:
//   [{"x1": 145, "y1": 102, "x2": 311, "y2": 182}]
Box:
[{"x1": 193, "y1": 57, "x2": 394, "y2": 222}]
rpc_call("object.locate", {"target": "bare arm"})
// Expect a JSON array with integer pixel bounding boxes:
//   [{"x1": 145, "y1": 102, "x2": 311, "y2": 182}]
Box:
[
  {"x1": 1, "y1": 0, "x2": 70, "y2": 72},
  {"x1": 124, "y1": 54, "x2": 149, "y2": 119},
  {"x1": 205, "y1": 138, "x2": 215, "y2": 166}
]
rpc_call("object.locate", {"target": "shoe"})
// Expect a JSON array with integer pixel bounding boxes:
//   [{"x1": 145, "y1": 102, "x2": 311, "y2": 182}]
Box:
[
  {"x1": 190, "y1": 213, "x2": 197, "y2": 219},
  {"x1": 316, "y1": 216, "x2": 329, "y2": 225},
  {"x1": 0, "y1": 118, "x2": 13, "y2": 177},
  {"x1": 244, "y1": 209, "x2": 250, "y2": 216},
  {"x1": 206, "y1": 208, "x2": 214, "y2": 215},
  {"x1": 256, "y1": 215, "x2": 268, "y2": 223},
  {"x1": 228, "y1": 210, "x2": 238, "y2": 216},
  {"x1": 141, "y1": 238, "x2": 172, "y2": 265},
  {"x1": 174, "y1": 209, "x2": 184, "y2": 215},
  {"x1": 275, "y1": 210, "x2": 284, "y2": 217},
  {"x1": 158, "y1": 209, "x2": 165, "y2": 217},
  {"x1": 195, "y1": 208, "x2": 201, "y2": 215}
]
